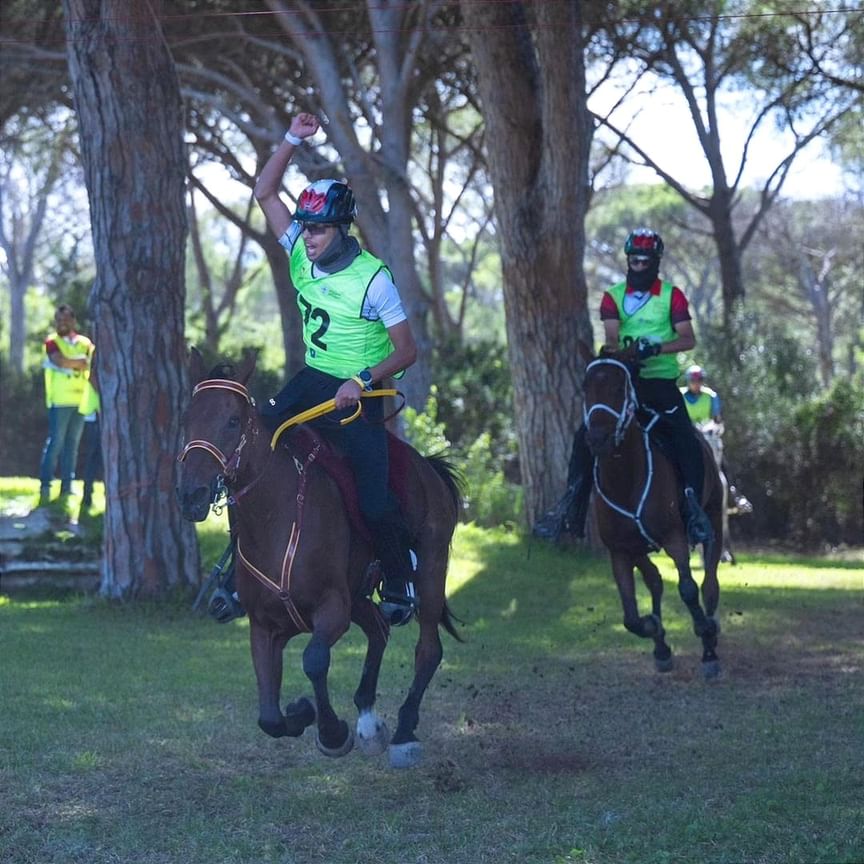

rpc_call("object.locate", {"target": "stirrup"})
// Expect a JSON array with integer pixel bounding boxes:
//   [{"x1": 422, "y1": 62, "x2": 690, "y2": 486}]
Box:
[
  {"x1": 207, "y1": 588, "x2": 246, "y2": 623},
  {"x1": 378, "y1": 581, "x2": 417, "y2": 627}
]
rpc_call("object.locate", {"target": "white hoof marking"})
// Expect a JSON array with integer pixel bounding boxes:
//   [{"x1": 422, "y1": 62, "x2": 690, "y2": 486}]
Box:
[{"x1": 356, "y1": 711, "x2": 389, "y2": 756}]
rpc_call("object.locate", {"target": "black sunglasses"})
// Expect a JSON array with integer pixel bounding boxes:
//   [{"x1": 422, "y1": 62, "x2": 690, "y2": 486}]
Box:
[{"x1": 300, "y1": 223, "x2": 333, "y2": 236}]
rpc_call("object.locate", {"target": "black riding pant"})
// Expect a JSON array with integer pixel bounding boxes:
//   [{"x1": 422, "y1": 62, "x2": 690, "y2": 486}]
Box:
[
  {"x1": 260, "y1": 365, "x2": 396, "y2": 522},
  {"x1": 634, "y1": 377, "x2": 705, "y2": 499}
]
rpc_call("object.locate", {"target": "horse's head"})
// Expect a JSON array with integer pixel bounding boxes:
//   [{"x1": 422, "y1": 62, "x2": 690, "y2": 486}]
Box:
[
  {"x1": 582, "y1": 346, "x2": 640, "y2": 456},
  {"x1": 176, "y1": 347, "x2": 259, "y2": 522}
]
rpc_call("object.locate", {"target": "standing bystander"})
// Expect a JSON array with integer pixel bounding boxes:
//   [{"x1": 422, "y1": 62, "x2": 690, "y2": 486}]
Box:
[{"x1": 38, "y1": 304, "x2": 93, "y2": 506}]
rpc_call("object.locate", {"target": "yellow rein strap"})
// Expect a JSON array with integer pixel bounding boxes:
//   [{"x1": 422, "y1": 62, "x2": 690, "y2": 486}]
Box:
[{"x1": 269, "y1": 389, "x2": 399, "y2": 451}]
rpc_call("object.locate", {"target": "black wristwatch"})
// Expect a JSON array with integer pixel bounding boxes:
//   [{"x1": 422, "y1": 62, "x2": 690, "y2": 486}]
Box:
[{"x1": 357, "y1": 368, "x2": 374, "y2": 391}]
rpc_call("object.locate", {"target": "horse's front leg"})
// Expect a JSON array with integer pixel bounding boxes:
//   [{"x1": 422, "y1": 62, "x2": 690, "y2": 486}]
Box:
[
  {"x1": 612, "y1": 552, "x2": 670, "y2": 671},
  {"x1": 668, "y1": 545, "x2": 721, "y2": 680},
  {"x1": 249, "y1": 618, "x2": 313, "y2": 738},
  {"x1": 634, "y1": 554, "x2": 673, "y2": 672},
  {"x1": 350, "y1": 597, "x2": 390, "y2": 756},
  {"x1": 304, "y1": 592, "x2": 353, "y2": 757}
]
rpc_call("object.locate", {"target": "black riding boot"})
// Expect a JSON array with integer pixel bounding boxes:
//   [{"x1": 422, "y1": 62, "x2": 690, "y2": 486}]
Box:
[
  {"x1": 207, "y1": 545, "x2": 246, "y2": 624},
  {"x1": 208, "y1": 512, "x2": 245, "y2": 623},
  {"x1": 369, "y1": 511, "x2": 417, "y2": 627},
  {"x1": 533, "y1": 425, "x2": 593, "y2": 541}
]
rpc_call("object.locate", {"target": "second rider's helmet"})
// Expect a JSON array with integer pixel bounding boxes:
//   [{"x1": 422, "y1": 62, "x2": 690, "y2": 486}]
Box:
[
  {"x1": 624, "y1": 228, "x2": 664, "y2": 259},
  {"x1": 685, "y1": 365, "x2": 705, "y2": 383},
  {"x1": 295, "y1": 179, "x2": 358, "y2": 225}
]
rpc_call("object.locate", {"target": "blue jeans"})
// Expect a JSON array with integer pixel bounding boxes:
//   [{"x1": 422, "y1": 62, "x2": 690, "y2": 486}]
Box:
[{"x1": 39, "y1": 406, "x2": 86, "y2": 491}]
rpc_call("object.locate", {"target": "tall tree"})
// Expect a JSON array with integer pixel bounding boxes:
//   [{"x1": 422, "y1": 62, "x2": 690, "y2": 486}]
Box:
[
  {"x1": 0, "y1": 116, "x2": 71, "y2": 372},
  {"x1": 62, "y1": 0, "x2": 198, "y2": 597},
  {"x1": 601, "y1": 1, "x2": 855, "y2": 333},
  {"x1": 461, "y1": 0, "x2": 595, "y2": 524}
]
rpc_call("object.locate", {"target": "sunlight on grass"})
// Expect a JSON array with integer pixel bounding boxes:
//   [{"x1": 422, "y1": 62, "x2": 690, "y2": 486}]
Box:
[
  {"x1": 447, "y1": 523, "x2": 522, "y2": 596},
  {"x1": 652, "y1": 552, "x2": 862, "y2": 592}
]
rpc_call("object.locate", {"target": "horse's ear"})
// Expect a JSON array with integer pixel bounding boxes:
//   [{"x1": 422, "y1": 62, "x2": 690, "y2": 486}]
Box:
[
  {"x1": 577, "y1": 339, "x2": 595, "y2": 366},
  {"x1": 237, "y1": 348, "x2": 258, "y2": 385},
  {"x1": 189, "y1": 346, "x2": 207, "y2": 386}
]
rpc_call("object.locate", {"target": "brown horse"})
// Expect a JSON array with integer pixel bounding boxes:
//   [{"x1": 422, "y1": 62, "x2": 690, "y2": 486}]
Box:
[
  {"x1": 583, "y1": 346, "x2": 724, "y2": 678},
  {"x1": 176, "y1": 349, "x2": 463, "y2": 768}
]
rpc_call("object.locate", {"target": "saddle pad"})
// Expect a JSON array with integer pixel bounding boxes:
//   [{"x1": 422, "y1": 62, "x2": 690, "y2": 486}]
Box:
[{"x1": 288, "y1": 427, "x2": 414, "y2": 545}]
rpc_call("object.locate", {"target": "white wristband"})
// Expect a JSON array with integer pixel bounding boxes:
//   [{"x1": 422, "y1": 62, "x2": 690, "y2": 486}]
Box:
[{"x1": 284, "y1": 130, "x2": 303, "y2": 146}]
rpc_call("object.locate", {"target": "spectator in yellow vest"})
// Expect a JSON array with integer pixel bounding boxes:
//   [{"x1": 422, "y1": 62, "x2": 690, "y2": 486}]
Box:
[{"x1": 38, "y1": 304, "x2": 93, "y2": 505}]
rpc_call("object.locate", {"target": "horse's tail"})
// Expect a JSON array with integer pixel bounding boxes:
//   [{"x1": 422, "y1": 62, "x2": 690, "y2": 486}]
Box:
[
  {"x1": 424, "y1": 452, "x2": 466, "y2": 517},
  {"x1": 439, "y1": 599, "x2": 465, "y2": 642}
]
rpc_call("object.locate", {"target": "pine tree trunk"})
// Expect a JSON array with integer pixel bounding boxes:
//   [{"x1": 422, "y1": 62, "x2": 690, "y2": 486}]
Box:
[
  {"x1": 63, "y1": 0, "x2": 199, "y2": 597},
  {"x1": 462, "y1": 0, "x2": 594, "y2": 524}
]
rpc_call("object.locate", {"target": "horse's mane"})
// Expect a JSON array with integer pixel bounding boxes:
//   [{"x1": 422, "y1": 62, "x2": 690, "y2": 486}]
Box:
[{"x1": 594, "y1": 345, "x2": 644, "y2": 380}]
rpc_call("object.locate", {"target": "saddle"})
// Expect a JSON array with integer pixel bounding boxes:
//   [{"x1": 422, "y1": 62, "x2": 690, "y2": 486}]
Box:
[{"x1": 283, "y1": 426, "x2": 414, "y2": 547}]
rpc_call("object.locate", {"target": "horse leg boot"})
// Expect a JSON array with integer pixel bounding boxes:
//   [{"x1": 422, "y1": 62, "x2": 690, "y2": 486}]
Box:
[
  {"x1": 533, "y1": 425, "x2": 593, "y2": 540},
  {"x1": 369, "y1": 510, "x2": 418, "y2": 627}
]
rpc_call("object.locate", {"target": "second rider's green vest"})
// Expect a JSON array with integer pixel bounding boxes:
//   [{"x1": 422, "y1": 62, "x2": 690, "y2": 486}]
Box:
[
  {"x1": 290, "y1": 244, "x2": 395, "y2": 379},
  {"x1": 607, "y1": 281, "x2": 679, "y2": 379},
  {"x1": 681, "y1": 387, "x2": 717, "y2": 423}
]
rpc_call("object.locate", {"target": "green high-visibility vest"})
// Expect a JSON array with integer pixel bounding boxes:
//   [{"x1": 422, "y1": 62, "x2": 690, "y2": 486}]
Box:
[
  {"x1": 43, "y1": 333, "x2": 94, "y2": 407},
  {"x1": 681, "y1": 387, "x2": 717, "y2": 423},
  {"x1": 79, "y1": 379, "x2": 101, "y2": 417},
  {"x1": 289, "y1": 244, "x2": 396, "y2": 379},
  {"x1": 606, "y1": 281, "x2": 679, "y2": 379}
]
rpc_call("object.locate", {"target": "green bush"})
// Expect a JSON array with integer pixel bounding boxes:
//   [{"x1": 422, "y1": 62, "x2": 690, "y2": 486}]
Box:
[
  {"x1": 781, "y1": 375, "x2": 864, "y2": 546},
  {"x1": 403, "y1": 390, "x2": 522, "y2": 528}
]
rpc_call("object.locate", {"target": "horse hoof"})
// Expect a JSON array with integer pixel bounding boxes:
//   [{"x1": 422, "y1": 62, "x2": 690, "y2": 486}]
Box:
[
  {"x1": 316, "y1": 722, "x2": 354, "y2": 758},
  {"x1": 356, "y1": 711, "x2": 390, "y2": 756},
  {"x1": 702, "y1": 659, "x2": 721, "y2": 680},
  {"x1": 654, "y1": 655, "x2": 674, "y2": 673},
  {"x1": 284, "y1": 697, "x2": 316, "y2": 737},
  {"x1": 389, "y1": 740, "x2": 423, "y2": 769}
]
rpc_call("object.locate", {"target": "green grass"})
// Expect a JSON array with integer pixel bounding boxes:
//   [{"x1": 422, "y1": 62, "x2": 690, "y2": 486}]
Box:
[{"x1": 1, "y1": 486, "x2": 863, "y2": 863}]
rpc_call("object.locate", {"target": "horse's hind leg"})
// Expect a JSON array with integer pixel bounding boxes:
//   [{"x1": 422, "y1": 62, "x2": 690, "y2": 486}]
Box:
[
  {"x1": 699, "y1": 536, "x2": 722, "y2": 680},
  {"x1": 389, "y1": 610, "x2": 443, "y2": 769},
  {"x1": 635, "y1": 554, "x2": 674, "y2": 672},
  {"x1": 350, "y1": 597, "x2": 390, "y2": 756},
  {"x1": 304, "y1": 594, "x2": 353, "y2": 757}
]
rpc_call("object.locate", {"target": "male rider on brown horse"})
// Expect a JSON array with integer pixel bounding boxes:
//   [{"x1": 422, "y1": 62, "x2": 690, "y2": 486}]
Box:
[
  {"x1": 534, "y1": 228, "x2": 714, "y2": 546},
  {"x1": 208, "y1": 112, "x2": 419, "y2": 628}
]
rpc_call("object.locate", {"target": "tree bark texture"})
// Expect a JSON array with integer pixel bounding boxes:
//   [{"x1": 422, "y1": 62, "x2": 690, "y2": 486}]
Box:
[
  {"x1": 462, "y1": 0, "x2": 595, "y2": 524},
  {"x1": 63, "y1": 0, "x2": 199, "y2": 597}
]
